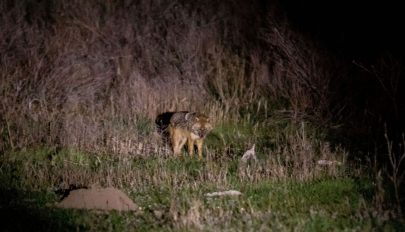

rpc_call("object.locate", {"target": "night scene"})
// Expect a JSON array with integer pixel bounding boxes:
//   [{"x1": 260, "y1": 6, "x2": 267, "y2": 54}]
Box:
[{"x1": 1, "y1": 0, "x2": 404, "y2": 231}]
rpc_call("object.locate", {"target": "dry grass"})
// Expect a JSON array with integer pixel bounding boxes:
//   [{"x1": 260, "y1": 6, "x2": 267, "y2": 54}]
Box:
[
  {"x1": 0, "y1": 0, "x2": 340, "y2": 154},
  {"x1": 0, "y1": 1, "x2": 404, "y2": 230}
]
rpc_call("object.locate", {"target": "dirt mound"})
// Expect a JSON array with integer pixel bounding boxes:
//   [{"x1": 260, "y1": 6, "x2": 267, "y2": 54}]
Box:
[{"x1": 56, "y1": 187, "x2": 138, "y2": 211}]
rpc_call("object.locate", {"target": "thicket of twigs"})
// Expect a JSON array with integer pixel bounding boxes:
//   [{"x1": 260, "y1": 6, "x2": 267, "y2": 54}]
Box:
[{"x1": 0, "y1": 0, "x2": 345, "y2": 153}]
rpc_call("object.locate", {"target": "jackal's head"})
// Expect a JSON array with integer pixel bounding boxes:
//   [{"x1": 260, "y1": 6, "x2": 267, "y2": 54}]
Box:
[{"x1": 187, "y1": 113, "x2": 213, "y2": 138}]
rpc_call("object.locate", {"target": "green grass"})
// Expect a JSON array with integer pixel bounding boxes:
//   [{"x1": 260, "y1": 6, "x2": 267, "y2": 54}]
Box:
[{"x1": 1, "y1": 148, "x2": 403, "y2": 231}]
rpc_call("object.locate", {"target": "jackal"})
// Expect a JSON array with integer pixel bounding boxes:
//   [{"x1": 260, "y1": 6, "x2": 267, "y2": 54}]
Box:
[{"x1": 167, "y1": 111, "x2": 213, "y2": 159}]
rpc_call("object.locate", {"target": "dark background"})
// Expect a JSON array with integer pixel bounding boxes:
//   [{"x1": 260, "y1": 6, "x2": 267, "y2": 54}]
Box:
[{"x1": 280, "y1": 0, "x2": 405, "y2": 153}]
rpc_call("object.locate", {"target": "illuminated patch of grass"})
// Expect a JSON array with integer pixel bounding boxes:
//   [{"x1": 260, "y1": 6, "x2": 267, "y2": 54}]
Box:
[{"x1": 1, "y1": 149, "x2": 403, "y2": 231}]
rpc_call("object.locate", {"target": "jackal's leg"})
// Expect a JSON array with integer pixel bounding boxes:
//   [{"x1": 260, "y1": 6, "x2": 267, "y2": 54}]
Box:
[
  {"x1": 172, "y1": 136, "x2": 186, "y2": 156},
  {"x1": 169, "y1": 127, "x2": 177, "y2": 155},
  {"x1": 196, "y1": 139, "x2": 204, "y2": 160},
  {"x1": 170, "y1": 128, "x2": 186, "y2": 156},
  {"x1": 177, "y1": 137, "x2": 187, "y2": 156},
  {"x1": 187, "y1": 138, "x2": 194, "y2": 157}
]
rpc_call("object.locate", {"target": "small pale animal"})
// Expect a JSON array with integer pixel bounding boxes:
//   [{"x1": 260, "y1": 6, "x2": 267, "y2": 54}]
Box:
[
  {"x1": 241, "y1": 144, "x2": 257, "y2": 163},
  {"x1": 168, "y1": 111, "x2": 213, "y2": 159}
]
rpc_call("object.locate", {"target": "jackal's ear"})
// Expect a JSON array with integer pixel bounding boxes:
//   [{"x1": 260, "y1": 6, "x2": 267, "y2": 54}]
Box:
[{"x1": 186, "y1": 112, "x2": 198, "y2": 120}]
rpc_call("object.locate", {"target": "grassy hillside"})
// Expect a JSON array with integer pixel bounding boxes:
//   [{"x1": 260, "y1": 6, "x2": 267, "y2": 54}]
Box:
[
  {"x1": 0, "y1": 0, "x2": 340, "y2": 153},
  {"x1": 0, "y1": 0, "x2": 404, "y2": 231}
]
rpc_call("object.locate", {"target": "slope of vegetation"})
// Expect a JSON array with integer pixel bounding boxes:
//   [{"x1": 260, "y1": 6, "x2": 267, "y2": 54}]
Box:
[{"x1": 0, "y1": 0, "x2": 404, "y2": 231}]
